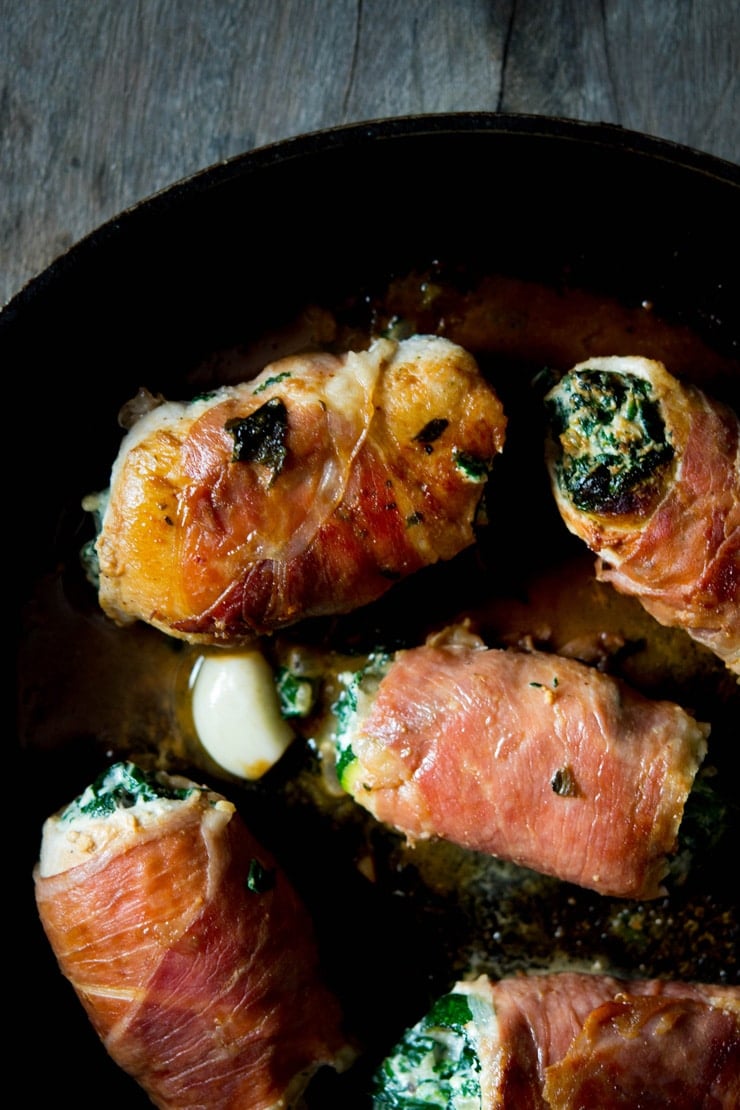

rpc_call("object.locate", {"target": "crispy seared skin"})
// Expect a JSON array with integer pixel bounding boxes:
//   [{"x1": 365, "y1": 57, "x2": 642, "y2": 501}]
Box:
[{"x1": 95, "y1": 335, "x2": 506, "y2": 643}]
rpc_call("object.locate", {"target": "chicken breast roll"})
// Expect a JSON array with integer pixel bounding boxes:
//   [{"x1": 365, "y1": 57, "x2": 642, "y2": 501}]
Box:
[
  {"x1": 34, "y1": 762, "x2": 352, "y2": 1109},
  {"x1": 373, "y1": 972, "x2": 740, "y2": 1108},
  {"x1": 544, "y1": 356, "x2": 740, "y2": 674},
  {"x1": 92, "y1": 335, "x2": 506, "y2": 644},
  {"x1": 332, "y1": 627, "x2": 709, "y2": 899}
]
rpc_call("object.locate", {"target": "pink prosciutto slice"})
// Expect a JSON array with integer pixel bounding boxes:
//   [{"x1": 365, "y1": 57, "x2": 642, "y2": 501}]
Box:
[
  {"x1": 335, "y1": 627, "x2": 709, "y2": 898},
  {"x1": 374, "y1": 971, "x2": 740, "y2": 1108},
  {"x1": 543, "y1": 987, "x2": 740, "y2": 1108},
  {"x1": 92, "y1": 335, "x2": 506, "y2": 644},
  {"x1": 34, "y1": 763, "x2": 352, "y2": 1109},
  {"x1": 545, "y1": 356, "x2": 740, "y2": 675}
]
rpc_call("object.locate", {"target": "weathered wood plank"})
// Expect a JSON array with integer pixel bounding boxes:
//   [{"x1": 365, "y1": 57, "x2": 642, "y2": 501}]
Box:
[{"x1": 2, "y1": 0, "x2": 737, "y2": 307}]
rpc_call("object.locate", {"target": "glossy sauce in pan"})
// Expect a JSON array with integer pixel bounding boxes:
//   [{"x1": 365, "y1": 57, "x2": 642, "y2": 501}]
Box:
[{"x1": 19, "y1": 266, "x2": 739, "y2": 1104}]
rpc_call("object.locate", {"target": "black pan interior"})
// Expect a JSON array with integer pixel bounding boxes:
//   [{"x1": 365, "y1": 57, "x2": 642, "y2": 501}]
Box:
[{"x1": 7, "y1": 114, "x2": 739, "y2": 1107}]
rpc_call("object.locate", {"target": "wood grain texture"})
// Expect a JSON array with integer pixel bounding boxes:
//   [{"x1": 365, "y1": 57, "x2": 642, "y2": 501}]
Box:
[{"x1": 2, "y1": 0, "x2": 738, "y2": 308}]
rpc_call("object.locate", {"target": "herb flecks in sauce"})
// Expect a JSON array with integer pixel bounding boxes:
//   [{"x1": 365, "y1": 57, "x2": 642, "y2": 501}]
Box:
[{"x1": 547, "y1": 369, "x2": 674, "y2": 513}]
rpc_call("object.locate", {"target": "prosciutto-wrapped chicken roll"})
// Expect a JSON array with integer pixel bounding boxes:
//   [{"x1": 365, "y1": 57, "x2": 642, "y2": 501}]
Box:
[
  {"x1": 91, "y1": 335, "x2": 506, "y2": 644},
  {"x1": 373, "y1": 971, "x2": 740, "y2": 1108},
  {"x1": 544, "y1": 356, "x2": 740, "y2": 674},
  {"x1": 34, "y1": 762, "x2": 352, "y2": 1109},
  {"x1": 332, "y1": 627, "x2": 708, "y2": 898}
]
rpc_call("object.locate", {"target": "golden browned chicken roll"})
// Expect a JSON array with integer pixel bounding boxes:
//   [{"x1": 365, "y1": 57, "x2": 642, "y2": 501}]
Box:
[
  {"x1": 331, "y1": 626, "x2": 709, "y2": 900},
  {"x1": 91, "y1": 335, "x2": 506, "y2": 644},
  {"x1": 34, "y1": 762, "x2": 353, "y2": 1109},
  {"x1": 544, "y1": 356, "x2": 740, "y2": 674},
  {"x1": 372, "y1": 971, "x2": 740, "y2": 1108}
]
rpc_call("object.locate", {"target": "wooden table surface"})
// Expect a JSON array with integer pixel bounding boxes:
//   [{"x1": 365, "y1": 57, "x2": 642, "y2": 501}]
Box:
[{"x1": 2, "y1": 0, "x2": 739, "y2": 309}]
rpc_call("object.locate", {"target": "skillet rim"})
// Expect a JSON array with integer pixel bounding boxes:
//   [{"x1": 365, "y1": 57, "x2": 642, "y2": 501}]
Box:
[{"x1": 2, "y1": 110, "x2": 739, "y2": 325}]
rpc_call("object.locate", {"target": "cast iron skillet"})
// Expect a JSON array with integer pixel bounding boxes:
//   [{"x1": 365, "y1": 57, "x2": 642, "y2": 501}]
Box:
[{"x1": 7, "y1": 114, "x2": 739, "y2": 1107}]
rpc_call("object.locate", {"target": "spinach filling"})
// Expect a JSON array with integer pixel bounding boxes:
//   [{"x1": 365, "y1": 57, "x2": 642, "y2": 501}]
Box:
[
  {"x1": 668, "y1": 773, "x2": 731, "y2": 884},
  {"x1": 332, "y1": 653, "x2": 392, "y2": 790},
  {"x1": 61, "y1": 761, "x2": 196, "y2": 821},
  {"x1": 80, "y1": 487, "x2": 109, "y2": 588},
  {"x1": 546, "y1": 370, "x2": 673, "y2": 513},
  {"x1": 372, "y1": 991, "x2": 486, "y2": 1109},
  {"x1": 276, "y1": 665, "x2": 319, "y2": 719}
]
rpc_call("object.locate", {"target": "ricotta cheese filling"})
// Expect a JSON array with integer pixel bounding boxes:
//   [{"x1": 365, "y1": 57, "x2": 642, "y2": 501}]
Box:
[
  {"x1": 38, "y1": 762, "x2": 233, "y2": 878},
  {"x1": 372, "y1": 977, "x2": 495, "y2": 1109},
  {"x1": 546, "y1": 366, "x2": 674, "y2": 513}
]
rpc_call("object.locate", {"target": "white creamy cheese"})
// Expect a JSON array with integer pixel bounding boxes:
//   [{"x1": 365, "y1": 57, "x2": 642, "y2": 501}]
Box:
[{"x1": 38, "y1": 789, "x2": 235, "y2": 878}]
